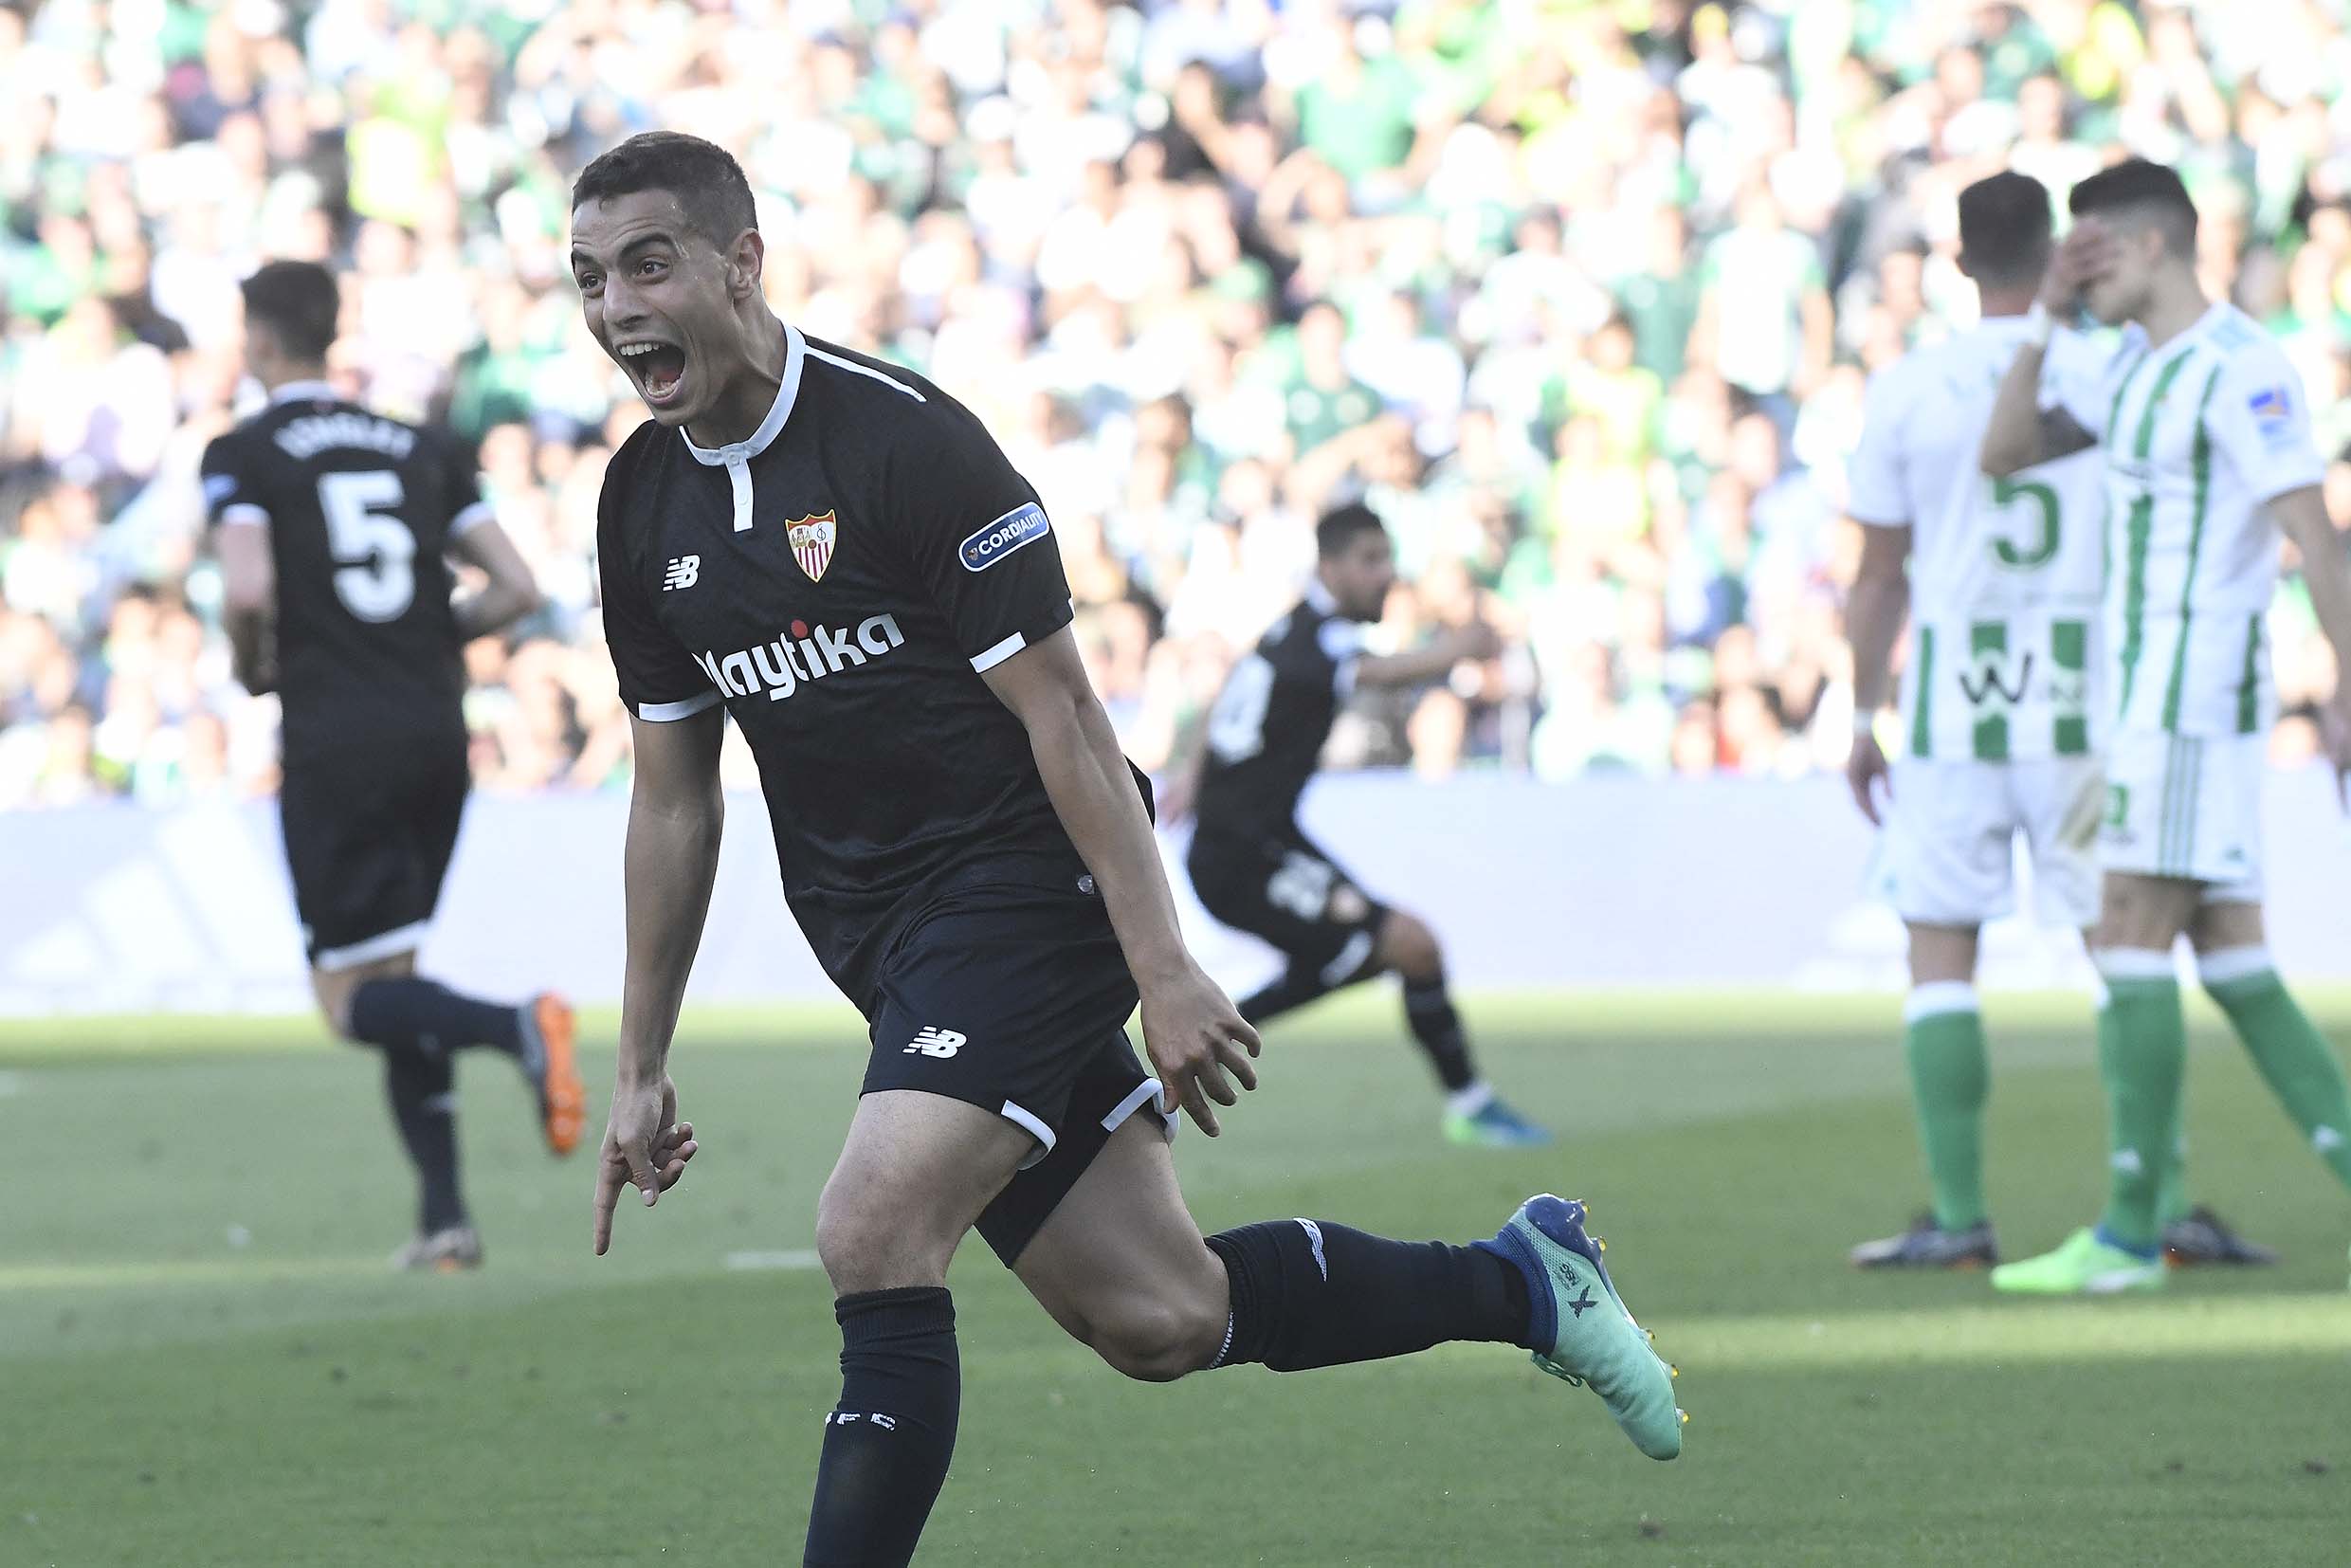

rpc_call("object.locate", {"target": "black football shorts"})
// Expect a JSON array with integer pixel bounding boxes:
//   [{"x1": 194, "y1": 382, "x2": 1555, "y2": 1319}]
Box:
[
  {"x1": 1186, "y1": 827, "x2": 1391, "y2": 982},
  {"x1": 865, "y1": 881, "x2": 1173, "y2": 1265},
  {"x1": 278, "y1": 729, "x2": 469, "y2": 972}
]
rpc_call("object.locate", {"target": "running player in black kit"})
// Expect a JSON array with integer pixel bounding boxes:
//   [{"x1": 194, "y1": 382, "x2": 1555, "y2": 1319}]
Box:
[
  {"x1": 574, "y1": 133, "x2": 1681, "y2": 1566},
  {"x1": 1180, "y1": 502, "x2": 1552, "y2": 1146},
  {"x1": 205, "y1": 261, "x2": 586, "y2": 1271}
]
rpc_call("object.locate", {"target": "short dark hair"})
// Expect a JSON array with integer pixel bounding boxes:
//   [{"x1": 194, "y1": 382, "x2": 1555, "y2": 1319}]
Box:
[
  {"x1": 1316, "y1": 501, "x2": 1388, "y2": 559},
  {"x1": 240, "y1": 260, "x2": 339, "y2": 361},
  {"x1": 571, "y1": 131, "x2": 757, "y2": 249},
  {"x1": 2069, "y1": 156, "x2": 2196, "y2": 257},
  {"x1": 1957, "y1": 171, "x2": 2052, "y2": 287}
]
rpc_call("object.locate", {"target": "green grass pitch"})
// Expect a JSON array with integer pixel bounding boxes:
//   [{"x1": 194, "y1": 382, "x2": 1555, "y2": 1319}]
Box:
[{"x1": 6, "y1": 989, "x2": 2347, "y2": 1566}]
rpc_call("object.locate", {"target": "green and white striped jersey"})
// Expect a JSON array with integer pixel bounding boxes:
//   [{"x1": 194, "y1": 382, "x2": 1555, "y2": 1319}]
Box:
[
  {"x1": 2065, "y1": 303, "x2": 2326, "y2": 738},
  {"x1": 1850, "y1": 316, "x2": 2113, "y2": 762}
]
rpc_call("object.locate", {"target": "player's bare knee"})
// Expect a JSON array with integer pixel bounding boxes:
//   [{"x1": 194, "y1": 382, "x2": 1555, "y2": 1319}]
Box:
[
  {"x1": 1379, "y1": 913, "x2": 1442, "y2": 982},
  {"x1": 1090, "y1": 1291, "x2": 1228, "y2": 1383},
  {"x1": 814, "y1": 1186, "x2": 954, "y2": 1295},
  {"x1": 2093, "y1": 874, "x2": 2196, "y2": 955},
  {"x1": 312, "y1": 973, "x2": 360, "y2": 1039}
]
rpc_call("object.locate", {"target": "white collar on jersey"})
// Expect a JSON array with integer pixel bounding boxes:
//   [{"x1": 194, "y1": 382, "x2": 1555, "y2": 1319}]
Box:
[
  {"x1": 683, "y1": 322, "x2": 805, "y2": 466},
  {"x1": 267, "y1": 379, "x2": 341, "y2": 404},
  {"x1": 1304, "y1": 577, "x2": 1340, "y2": 615}
]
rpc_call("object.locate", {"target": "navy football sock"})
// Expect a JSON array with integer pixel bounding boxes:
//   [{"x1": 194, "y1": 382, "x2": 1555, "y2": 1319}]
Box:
[
  {"x1": 1204, "y1": 1219, "x2": 1532, "y2": 1371},
  {"x1": 1237, "y1": 966, "x2": 1339, "y2": 1026},
  {"x1": 804, "y1": 1287, "x2": 960, "y2": 1568},
  {"x1": 349, "y1": 976, "x2": 523, "y2": 1059},
  {"x1": 1401, "y1": 973, "x2": 1478, "y2": 1093},
  {"x1": 1238, "y1": 939, "x2": 1385, "y2": 1026},
  {"x1": 384, "y1": 1048, "x2": 465, "y2": 1233}
]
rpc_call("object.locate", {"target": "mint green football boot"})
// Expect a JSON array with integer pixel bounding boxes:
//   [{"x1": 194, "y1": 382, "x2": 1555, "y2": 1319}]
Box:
[{"x1": 1480, "y1": 1194, "x2": 1683, "y2": 1460}]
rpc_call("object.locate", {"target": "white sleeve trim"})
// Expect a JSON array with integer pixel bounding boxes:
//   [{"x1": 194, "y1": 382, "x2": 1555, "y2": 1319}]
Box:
[
  {"x1": 633, "y1": 689, "x2": 721, "y2": 721},
  {"x1": 971, "y1": 630, "x2": 1027, "y2": 672},
  {"x1": 448, "y1": 500, "x2": 497, "y2": 538},
  {"x1": 220, "y1": 503, "x2": 270, "y2": 529}
]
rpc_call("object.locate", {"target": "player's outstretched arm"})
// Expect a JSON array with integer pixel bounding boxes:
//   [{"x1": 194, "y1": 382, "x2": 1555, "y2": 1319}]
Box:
[
  {"x1": 981, "y1": 626, "x2": 1261, "y2": 1135},
  {"x1": 1844, "y1": 521, "x2": 1911, "y2": 824},
  {"x1": 592, "y1": 706, "x2": 722, "y2": 1254},
  {"x1": 1981, "y1": 224, "x2": 2108, "y2": 478},
  {"x1": 447, "y1": 516, "x2": 543, "y2": 641},
  {"x1": 1353, "y1": 621, "x2": 1502, "y2": 690},
  {"x1": 2271, "y1": 486, "x2": 2351, "y2": 804}
]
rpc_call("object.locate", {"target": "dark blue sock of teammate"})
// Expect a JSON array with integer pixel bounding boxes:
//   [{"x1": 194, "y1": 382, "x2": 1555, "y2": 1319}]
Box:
[
  {"x1": 1235, "y1": 967, "x2": 1335, "y2": 1026},
  {"x1": 804, "y1": 1286, "x2": 960, "y2": 1568},
  {"x1": 383, "y1": 1048, "x2": 466, "y2": 1233},
  {"x1": 1237, "y1": 942, "x2": 1384, "y2": 1027},
  {"x1": 1203, "y1": 1220, "x2": 1532, "y2": 1371},
  {"x1": 1400, "y1": 973, "x2": 1479, "y2": 1094},
  {"x1": 348, "y1": 976, "x2": 523, "y2": 1059}
]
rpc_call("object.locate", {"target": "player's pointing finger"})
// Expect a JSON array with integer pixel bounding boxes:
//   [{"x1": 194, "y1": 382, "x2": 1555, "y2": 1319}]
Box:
[{"x1": 592, "y1": 1159, "x2": 625, "y2": 1254}]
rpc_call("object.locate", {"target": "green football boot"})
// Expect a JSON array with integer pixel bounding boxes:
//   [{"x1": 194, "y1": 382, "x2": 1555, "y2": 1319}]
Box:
[{"x1": 1480, "y1": 1195, "x2": 1683, "y2": 1460}]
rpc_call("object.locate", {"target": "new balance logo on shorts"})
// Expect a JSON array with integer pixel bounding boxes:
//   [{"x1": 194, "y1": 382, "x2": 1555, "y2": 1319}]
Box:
[
  {"x1": 903, "y1": 1027, "x2": 966, "y2": 1059},
  {"x1": 664, "y1": 555, "x2": 700, "y2": 591}
]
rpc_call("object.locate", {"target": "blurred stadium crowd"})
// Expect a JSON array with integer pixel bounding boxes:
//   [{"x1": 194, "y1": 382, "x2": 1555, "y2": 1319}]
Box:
[{"x1": 4, "y1": 0, "x2": 2351, "y2": 808}]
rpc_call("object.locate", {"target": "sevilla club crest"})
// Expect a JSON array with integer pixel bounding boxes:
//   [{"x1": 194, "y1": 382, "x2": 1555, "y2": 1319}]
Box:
[{"x1": 787, "y1": 510, "x2": 838, "y2": 583}]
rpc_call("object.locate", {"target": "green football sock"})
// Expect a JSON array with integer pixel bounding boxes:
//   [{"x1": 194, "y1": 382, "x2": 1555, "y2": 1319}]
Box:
[
  {"x1": 2096, "y1": 965, "x2": 2186, "y2": 1252},
  {"x1": 2153, "y1": 1131, "x2": 2190, "y2": 1228},
  {"x1": 1904, "y1": 984, "x2": 1988, "y2": 1231},
  {"x1": 2202, "y1": 952, "x2": 2351, "y2": 1193}
]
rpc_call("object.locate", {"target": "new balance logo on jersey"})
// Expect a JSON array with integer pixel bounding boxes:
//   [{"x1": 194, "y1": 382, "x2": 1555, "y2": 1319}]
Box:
[
  {"x1": 692, "y1": 614, "x2": 907, "y2": 703},
  {"x1": 664, "y1": 556, "x2": 701, "y2": 591},
  {"x1": 903, "y1": 1028, "x2": 966, "y2": 1059}
]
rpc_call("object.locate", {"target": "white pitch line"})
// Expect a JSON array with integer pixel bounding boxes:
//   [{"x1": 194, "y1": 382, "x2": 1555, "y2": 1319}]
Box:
[
  {"x1": 723, "y1": 1249, "x2": 823, "y2": 1272},
  {"x1": 0, "y1": 1071, "x2": 23, "y2": 1098}
]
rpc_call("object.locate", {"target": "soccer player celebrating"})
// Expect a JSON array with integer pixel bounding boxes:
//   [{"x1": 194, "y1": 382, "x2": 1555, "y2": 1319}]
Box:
[
  {"x1": 1843, "y1": 172, "x2": 2268, "y2": 1270},
  {"x1": 574, "y1": 132, "x2": 1680, "y2": 1565},
  {"x1": 205, "y1": 261, "x2": 585, "y2": 1271},
  {"x1": 1980, "y1": 159, "x2": 2351, "y2": 1294},
  {"x1": 1174, "y1": 502, "x2": 1551, "y2": 1146}
]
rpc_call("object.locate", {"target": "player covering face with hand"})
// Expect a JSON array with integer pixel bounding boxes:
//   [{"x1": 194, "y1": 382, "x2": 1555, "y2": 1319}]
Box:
[
  {"x1": 1980, "y1": 157, "x2": 2351, "y2": 1295},
  {"x1": 1841, "y1": 170, "x2": 2270, "y2": 1272},
  {"x1": 572, "y1": 131, "x2": 1682, "y2": 1566}
]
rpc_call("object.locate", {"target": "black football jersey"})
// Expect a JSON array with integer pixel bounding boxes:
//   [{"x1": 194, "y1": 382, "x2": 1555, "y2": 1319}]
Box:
[
  {"x1": 597, "y1": 326, "x2": 1139, "y2": 1013},
  {"x1": 1191, "y1": 583, "x2": 1367, "y2": 844},
  {"x1": 201, "y1": 383, "x2": 481, "y2": 758}
]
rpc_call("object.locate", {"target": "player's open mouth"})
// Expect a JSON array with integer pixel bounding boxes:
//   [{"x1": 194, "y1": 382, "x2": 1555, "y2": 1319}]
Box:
[{"x1": 617, "y1": 340, "x2": 688, "y2": 408}]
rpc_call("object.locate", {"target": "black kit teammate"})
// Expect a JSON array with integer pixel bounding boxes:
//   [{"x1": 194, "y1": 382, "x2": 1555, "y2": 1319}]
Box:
[
  {"x1": 206, "y1": 261, "x2": 586, "y2": 1271},
  {"x1": 574, "y1": 132, "x2": 1683, "y2": 1566},
  {"x1": 1175, "y1": 501, "x2": 1553, "y2": 1147}
]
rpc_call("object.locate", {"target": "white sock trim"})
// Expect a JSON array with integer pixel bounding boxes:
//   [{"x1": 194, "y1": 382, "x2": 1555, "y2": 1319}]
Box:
[
  {"x1": 1447, "y1": 1082, "x2": 1494, "y2": 1119},
  {"x1": 2094, "y1": 949, "x2": 2175, "y2": 981},
  {"x1": 1904, "y1": 981, "x2": 1978, "y2": 1022},
  {"x1": 2197, "y1": 946, "x2": 2274, "y2": 986},
  {"x1": 1294, "y1": 1218, "x2": 1327, "y2": 1281}
]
